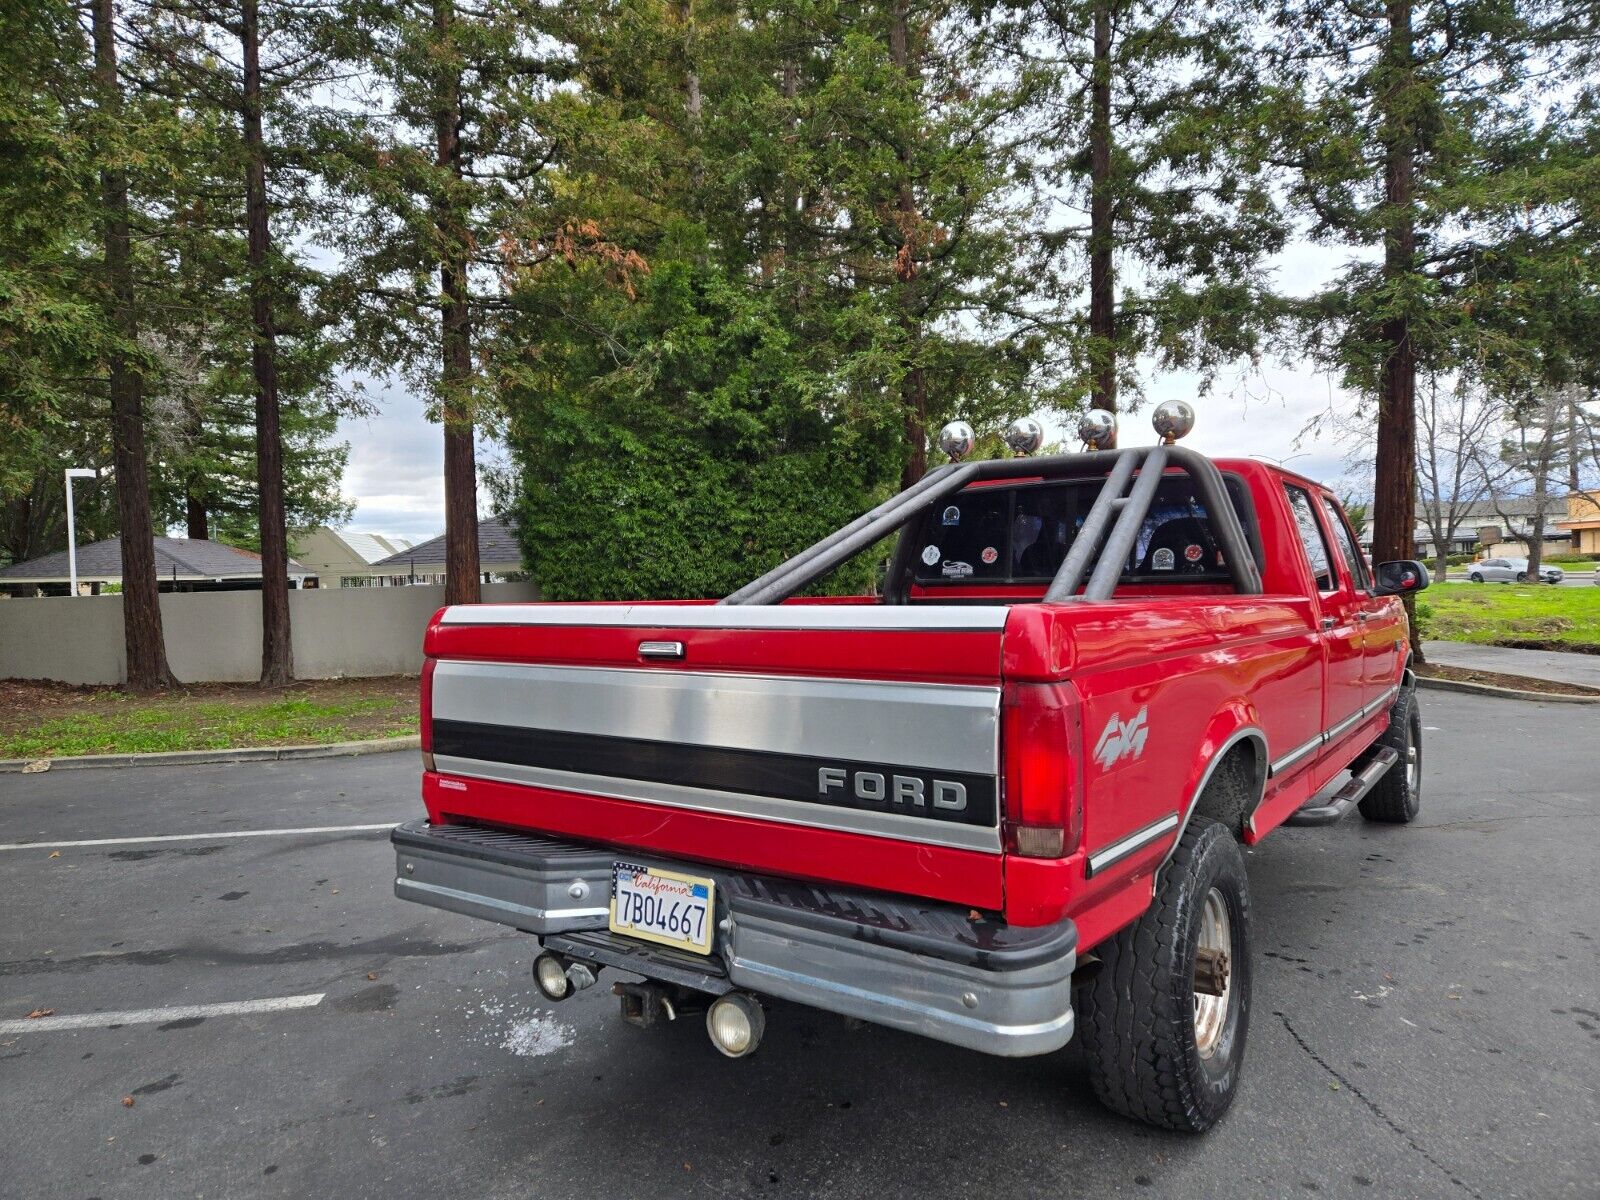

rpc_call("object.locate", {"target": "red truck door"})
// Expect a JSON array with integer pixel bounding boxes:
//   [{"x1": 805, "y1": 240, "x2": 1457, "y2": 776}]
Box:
[
  {"x1": 1317, "y1": 493, "x2": 1400, "y2": 706},
  {"x1": 1282, "y1": 483, "x2": 1364, "y2": 744}
]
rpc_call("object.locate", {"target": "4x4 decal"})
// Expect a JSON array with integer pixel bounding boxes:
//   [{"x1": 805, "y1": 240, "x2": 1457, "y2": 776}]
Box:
[{"x1": 1094, "y1": 707, "x2": 1149, "y2": 771}]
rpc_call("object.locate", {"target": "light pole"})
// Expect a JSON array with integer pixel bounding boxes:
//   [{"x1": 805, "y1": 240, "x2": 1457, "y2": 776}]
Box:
[{"x1": 64, "y1": 468, "x2": 98, "y2": 598}]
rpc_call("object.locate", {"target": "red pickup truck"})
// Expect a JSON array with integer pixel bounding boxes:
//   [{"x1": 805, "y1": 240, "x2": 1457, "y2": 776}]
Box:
[{"x1": 392, "y1": 408, "x2": 1430, "y2": 1132}]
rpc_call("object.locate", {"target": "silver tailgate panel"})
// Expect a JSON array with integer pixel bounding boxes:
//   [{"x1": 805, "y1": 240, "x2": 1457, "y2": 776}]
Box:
[{"x1": 430, "y1": 662, "x2": 1002, "y2": 853}]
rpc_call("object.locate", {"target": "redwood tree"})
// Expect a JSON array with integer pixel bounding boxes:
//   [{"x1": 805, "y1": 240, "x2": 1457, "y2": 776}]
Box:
[
  {"x1": 1267, "y1": 0, "x2": 1588, "y2": 645},
  {"x1": 327, "y1": 0, "x2": 561, "y2": 606},
  {"x1": 431, "y1": 0, "x2": 479, "y2": 605},
  {"x1": 90, "y1": 0, "x2": 176, "y2": 691},
  {"x1": 1035, "y1": 0, "x2": 1283, "y2": 425},
  {"x1": 240, "y1": 0, "x2": 292, "y2": 682}
]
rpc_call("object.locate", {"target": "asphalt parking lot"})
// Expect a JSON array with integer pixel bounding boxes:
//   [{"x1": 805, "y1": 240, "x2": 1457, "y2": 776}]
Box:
[{"x1": 1, "y1": 691, "x2": 1596, "y2": 1200}]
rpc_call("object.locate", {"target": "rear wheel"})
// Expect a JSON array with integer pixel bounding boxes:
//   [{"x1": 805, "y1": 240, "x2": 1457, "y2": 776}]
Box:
[
  {"x1": 1076, "y1": 818, "x2": 1252, "y2": 1133},
  {"x1": 1358, "y1": 687, "x2": 1422, "y2": 823},
  {"x1": 1515, "y1": 571, "x2": 1527, "y2": 583},
  {"x1": 1469, "y1": 572, "x2": 1483, "y2": 583}
]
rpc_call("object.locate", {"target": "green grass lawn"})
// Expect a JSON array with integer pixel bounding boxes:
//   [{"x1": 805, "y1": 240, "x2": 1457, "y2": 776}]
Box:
[
  {"x1": 0, "y1": 678, "x2": 419, "y2": 760},
  {"x1": 1422, "y1": 582, "x2": 1600, "y2": 650}
]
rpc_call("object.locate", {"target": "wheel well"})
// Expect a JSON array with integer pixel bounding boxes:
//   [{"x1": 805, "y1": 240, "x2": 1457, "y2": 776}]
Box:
[{"x1": 1189, "y1": 736, "x2": 1267, "y2": 839}]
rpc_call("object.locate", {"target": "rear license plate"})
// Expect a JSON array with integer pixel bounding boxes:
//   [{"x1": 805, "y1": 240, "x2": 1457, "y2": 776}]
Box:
[{"x1": 609, "y1": 863, "x2": 716, "y2": 956}]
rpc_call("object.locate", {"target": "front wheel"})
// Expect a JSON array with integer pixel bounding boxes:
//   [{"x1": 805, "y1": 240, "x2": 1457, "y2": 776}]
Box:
[
  {"x1": 1515, "y1": 572, "x2": 1527, "y2": 583},
  {"x1": 1358, "y1": 687, "x2": 1422, "y2": 823},
  {"x1": 1076, "y1": 818, "x2": 1252, "y2": 1133}
]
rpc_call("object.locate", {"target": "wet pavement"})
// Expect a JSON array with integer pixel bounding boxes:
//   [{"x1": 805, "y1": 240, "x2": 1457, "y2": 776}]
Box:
[{"x1": 1, "y1": 691, "x2": 1596, "y2": 1199}]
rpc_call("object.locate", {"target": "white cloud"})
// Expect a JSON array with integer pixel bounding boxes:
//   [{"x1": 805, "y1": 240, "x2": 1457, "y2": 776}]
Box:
[{"x1": 336, "y1": 375, "x2": 499, "y2": 541}]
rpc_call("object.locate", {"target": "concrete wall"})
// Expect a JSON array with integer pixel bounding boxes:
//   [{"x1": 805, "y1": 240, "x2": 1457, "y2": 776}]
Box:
[{"x1": 0, "y1": 582, "x2": 541, "y2": 685}]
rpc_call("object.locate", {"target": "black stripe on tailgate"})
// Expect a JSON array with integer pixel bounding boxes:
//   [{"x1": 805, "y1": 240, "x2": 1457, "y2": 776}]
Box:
[{"x1": 431, "y1": 719, "x2": 998, "y2": 828}]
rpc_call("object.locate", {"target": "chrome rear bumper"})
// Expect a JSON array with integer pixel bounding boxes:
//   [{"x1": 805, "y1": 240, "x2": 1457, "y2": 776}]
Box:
[{"x1": 392, "y1": 819, "x2": 1077, "y2": 1058}]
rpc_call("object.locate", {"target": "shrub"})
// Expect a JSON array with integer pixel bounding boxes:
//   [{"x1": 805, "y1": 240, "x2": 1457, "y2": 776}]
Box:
[{"x1": 1412, "y1": 600, "x2": 1434, "y2": 640}]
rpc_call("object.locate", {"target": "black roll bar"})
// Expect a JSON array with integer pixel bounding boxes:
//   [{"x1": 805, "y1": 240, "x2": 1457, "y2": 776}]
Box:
[{"x1": 720, "y1": 443, "x2": 1262, "y2": 606}]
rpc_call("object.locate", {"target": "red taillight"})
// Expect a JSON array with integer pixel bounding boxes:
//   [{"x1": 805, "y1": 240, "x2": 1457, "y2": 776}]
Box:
[
  {"x1": 420, "y1": 656, "x2": 437, "y2": 763},
  {"x1": 1001, "y1": 682, "x2": 1081, "y2": 858}
]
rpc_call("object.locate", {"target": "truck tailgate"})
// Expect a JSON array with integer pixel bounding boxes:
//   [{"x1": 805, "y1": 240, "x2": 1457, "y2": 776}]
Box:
[{"x1": 421, "y1": 602, "x2": 1009, "y2": 910}]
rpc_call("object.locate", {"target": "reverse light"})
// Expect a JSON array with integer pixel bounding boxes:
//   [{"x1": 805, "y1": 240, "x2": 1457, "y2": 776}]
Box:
[
  {"x1": 707, "y1": 993, "x2": 765, "y2": 1057},
  {"x1": 1002, "y1": 682, "x2": 1081, "y2": 858},
  {"x1": 534, "y1": 952, "x2": 572, "y2": 1001}
]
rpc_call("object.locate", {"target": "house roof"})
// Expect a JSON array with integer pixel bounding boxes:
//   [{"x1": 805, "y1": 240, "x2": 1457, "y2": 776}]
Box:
[
  {"x1": 338, "y1": 531, "x2": 414, "y2": 564},
  {"x1": 0, "y1": 536, "x2": 312, "y2": 584},
  {"x1": 1361, "y1": 494, "x2": 1583, "y2": 543},
  {"x1": 368, "y1": 517, "x2": 522, "y2": 571}
]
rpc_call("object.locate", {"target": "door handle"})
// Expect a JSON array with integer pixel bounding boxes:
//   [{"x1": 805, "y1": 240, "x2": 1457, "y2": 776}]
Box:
[
  {"x1": 1320, "y1": 616, "x2": 1336, "y2": 631},
  {"x1": 1354, "y1": 611, "x2": 1371, "y2": 622},
  {"x1": 638, "y1": 640, "x2": 686, "y2": 659}
]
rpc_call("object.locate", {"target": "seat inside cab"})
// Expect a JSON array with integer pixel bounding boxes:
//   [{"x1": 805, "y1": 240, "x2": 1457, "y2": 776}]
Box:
[{"x1": 900, "y1": 471, "x2": 1264, "y2": 604}]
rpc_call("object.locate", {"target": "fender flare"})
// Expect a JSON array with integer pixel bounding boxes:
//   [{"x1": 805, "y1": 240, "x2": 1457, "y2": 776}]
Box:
[{"x1": 1157, "y1": 706, "x2": 1268, "y2": 881}]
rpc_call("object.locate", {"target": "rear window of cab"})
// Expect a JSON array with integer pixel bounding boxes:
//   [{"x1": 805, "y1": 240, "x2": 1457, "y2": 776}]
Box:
[{"x1": 911, "y1": 473, "x2": 1259, "y2": 586}]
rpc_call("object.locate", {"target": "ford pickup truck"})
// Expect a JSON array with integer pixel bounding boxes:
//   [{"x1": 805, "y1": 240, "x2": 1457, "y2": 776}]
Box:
[{"x1": 392, "y1": 403, "x2": 1430, "y2": 1132}]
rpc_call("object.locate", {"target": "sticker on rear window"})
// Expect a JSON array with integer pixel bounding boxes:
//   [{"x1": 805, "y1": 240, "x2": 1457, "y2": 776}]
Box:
[
  {"x1": 942, "y1": 561, "x2": 973, "y2": 578},
  {"x1": 1184, "y1": 543, "x2": 1204, "y2": 563},
  {"x1": 921, "y1": 544, "x2": 941, "y2": 566},
  {"x1": 1152, "y1": 547, "x2": 1175, "y2": 571},
  {"x1": 981, "y1": 546, "x2": 998, "y2": 565},
  {"x1": 942, "y1": 505, "x2": 961, "y2": 526}
]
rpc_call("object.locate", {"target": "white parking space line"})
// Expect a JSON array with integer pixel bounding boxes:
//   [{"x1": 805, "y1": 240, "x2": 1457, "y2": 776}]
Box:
[
  {"x1": 0, "y1": 993, "x2": 326, "y2": 1034},
  {"x1": 0, "y1": 823, "x2": 398, "y2": 852}
]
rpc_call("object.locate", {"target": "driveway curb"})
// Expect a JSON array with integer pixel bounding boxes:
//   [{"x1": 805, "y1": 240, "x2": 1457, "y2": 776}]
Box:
[
  {"x1": 1415, "y1": 676, "x2": 1600, "y2": 705},
  {"x1": 0, "y1": 735, "x2": 420, "y2": 774}
]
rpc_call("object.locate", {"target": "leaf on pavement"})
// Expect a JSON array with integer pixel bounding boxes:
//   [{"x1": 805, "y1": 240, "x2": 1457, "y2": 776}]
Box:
[
  {"x1": 48, "y1": 851, "x2": 60, "y2": 858},
  {"x1": 21, "y1": 760, "x2": 50, "y2": 773},
  {"x1": 25, "y1": 1008, "x2": 53, "y2": 1019},
  {"x1": 122, "y1": 1096, "x2": 135, "y2": 1107}
]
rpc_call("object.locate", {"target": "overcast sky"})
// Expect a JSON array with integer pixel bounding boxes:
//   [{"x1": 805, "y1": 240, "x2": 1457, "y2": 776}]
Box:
[{"x1": 335, "y1": 241, "x2": 1362, "y2": 541}]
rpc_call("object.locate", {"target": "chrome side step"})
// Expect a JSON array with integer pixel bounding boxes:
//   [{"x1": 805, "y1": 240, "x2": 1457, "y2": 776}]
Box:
[{"x1": 1285, "y1": 747, "x2": 1400, "y2": 827}]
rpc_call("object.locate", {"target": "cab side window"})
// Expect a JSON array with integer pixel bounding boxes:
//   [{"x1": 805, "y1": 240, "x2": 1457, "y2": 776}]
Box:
[
  {"x1": 1285, "y1": 484, "x2": 1336, "y2": 592},
  {"x1": 1319, "y1": 495, "x2": 1369, "y2": 591}
]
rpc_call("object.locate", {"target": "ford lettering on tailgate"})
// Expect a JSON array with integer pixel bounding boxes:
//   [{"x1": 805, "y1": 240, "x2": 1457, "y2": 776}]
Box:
[{"x1": 430, "y1": 719, "x2": 998, "y2": 827}]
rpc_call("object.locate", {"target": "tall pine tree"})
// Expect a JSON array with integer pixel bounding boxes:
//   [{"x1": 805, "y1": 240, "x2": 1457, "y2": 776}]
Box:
[
  {"x1": 1265, "y1": 0, "x2": 1593, "y2": 642},
  {"x1": 1032, "y1": 0, "x2": 1286, "y2": 426}
]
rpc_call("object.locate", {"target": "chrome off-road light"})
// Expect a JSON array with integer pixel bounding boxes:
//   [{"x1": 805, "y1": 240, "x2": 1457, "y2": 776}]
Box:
[
  {"x1": 1003, "y1": 416, "x2": 1045, "y2": 457},
  {"x1": 706, "y1": 993, "x2": 766, "y2": 1058},
  {"x1": 937, "y1": 420, "x2": 975, "y2": 462},
  {"x1": 1078, "y1": 409, "x2": 1116, "y2": 450},
  {"x1": 534, "y1": 952, "x2": 571, "y2": 1001},
  {"x1": 1152, "y1": 399, "x2": 1196, "y2": 444}
]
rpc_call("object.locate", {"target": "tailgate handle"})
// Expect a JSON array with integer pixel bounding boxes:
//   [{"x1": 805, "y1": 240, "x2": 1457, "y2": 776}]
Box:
[{"x1": 638, "y1": 640, "x2": 686, "y2": 659}]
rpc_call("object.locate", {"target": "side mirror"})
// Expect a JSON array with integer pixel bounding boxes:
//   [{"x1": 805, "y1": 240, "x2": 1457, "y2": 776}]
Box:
[{"x1": 1372, "y1": 560, "x2": 1430, "y2": 597}]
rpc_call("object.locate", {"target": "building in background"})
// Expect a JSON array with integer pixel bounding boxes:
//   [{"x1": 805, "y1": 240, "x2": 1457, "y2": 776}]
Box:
[
  {"x1": 1360, "y1": 496, "x2": 1581, "y2": 561},
  {"x1": 1554, "y1": 491, "x2": 1600, "y2": 555},
  {"x1": 0, "y1": 537, "x2": 315, "y2": 597},
  {"x1": 293, "y1": 528, "x2": 416, "y2": 589},
  {"x1": 349, "y1": 517, "x2": 529, "y2": 588}
]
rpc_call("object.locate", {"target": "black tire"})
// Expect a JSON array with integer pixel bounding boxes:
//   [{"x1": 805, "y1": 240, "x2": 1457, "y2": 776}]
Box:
[
  {"x1": 1358, "y1": 686, "x2": 1422, "y2": 823},
  {"x1": 1469, "y1": 572, "x2": 1483, "y2": 583},
  {"x1": 1515, "y1": 571, "x2": 1527, "y2": 583},
  {"x1": 1077, "y1": 817, "x2": 1252, "y2": 1133}
]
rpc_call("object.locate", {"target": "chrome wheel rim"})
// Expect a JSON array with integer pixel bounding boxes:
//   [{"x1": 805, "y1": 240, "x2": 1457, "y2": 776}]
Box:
[
  {"x1": 1407, "y1": 741, "x2": 1420, "y2": 791},
  {"x1": 1194, "y1": 888, "x2": 1233, "y2": 1059}
]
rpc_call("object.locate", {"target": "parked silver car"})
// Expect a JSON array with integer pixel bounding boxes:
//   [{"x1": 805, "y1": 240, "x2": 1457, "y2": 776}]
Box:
[{"x1": 1466, "y1": 557, "x2": 1564, "y2": 584}]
